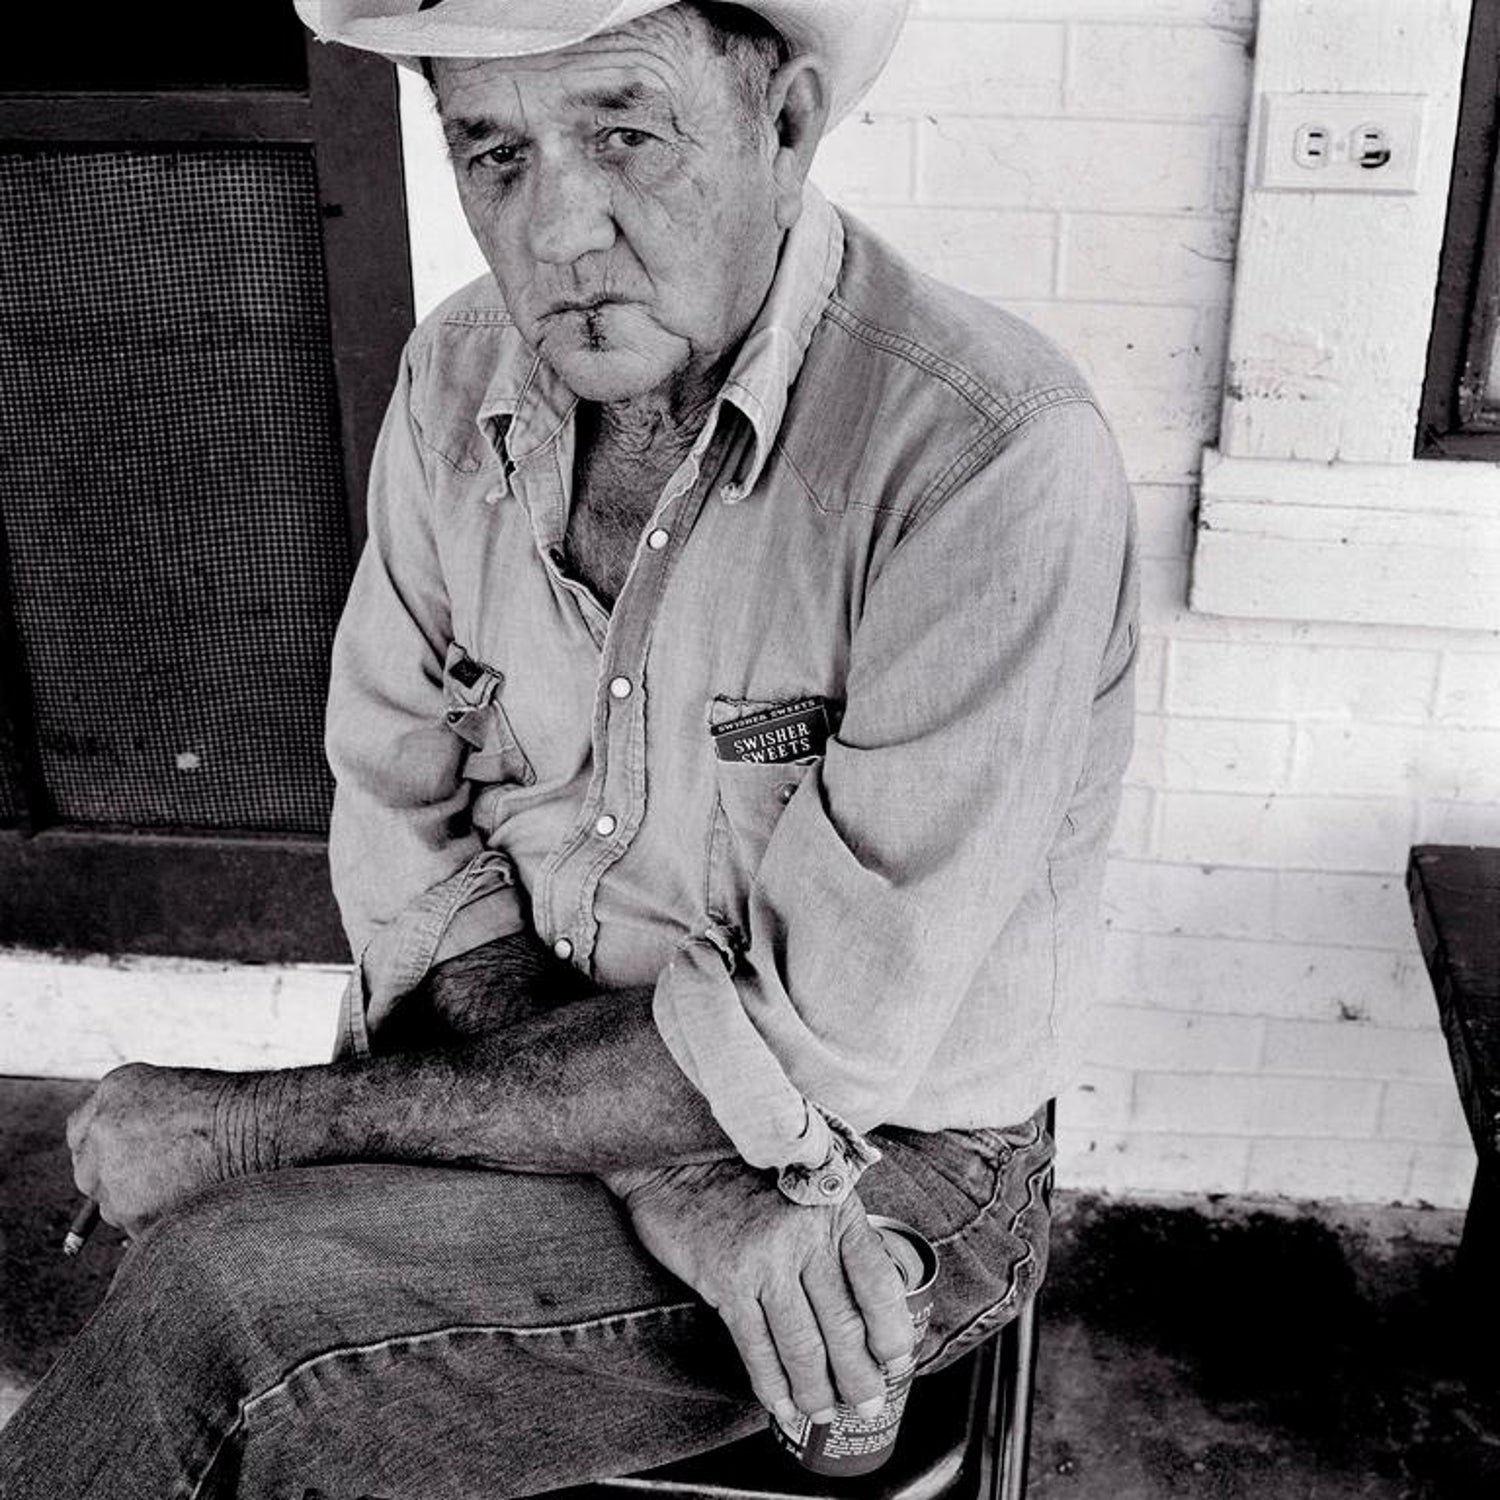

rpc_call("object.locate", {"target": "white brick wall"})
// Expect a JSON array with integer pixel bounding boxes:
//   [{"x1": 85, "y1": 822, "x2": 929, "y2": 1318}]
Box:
[{"x1": 805, "y1": 0, "x2": 1491, "y2": 1208}]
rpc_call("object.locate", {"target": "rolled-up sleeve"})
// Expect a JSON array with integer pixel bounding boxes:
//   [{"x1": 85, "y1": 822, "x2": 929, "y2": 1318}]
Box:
[
  {"x1": 653, "y1": 398, "x2": 1136, "y2": 1168},
  {"x1": 325, "y1": 343, "x2": 525, "y2": 965}
]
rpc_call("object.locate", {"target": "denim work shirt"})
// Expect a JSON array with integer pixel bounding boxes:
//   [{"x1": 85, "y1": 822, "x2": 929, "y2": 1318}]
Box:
[{"x1": 325, "y1": 186, "x2": 1139, "y2": 1173}]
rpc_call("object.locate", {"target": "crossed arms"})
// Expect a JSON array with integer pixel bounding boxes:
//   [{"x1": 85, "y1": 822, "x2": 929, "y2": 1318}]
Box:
[{"x1": 66, "y1": 934, "x2": 913, "y2": 1425}]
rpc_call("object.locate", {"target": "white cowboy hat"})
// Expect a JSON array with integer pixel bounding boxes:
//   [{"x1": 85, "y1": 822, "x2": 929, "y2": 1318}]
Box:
[{"x1": 294, "y1": 0, "x2": 909, "y2": 125}]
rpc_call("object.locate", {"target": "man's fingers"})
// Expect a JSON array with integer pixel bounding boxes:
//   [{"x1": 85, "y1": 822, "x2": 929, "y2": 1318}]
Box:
[
  {"x1": 761, "y1": 1283, "x2": 838, "y2": 1422},
  {"x1": 720, "y1": 1302, "x2": 799, "y2": 1427},
  {"x1": 840, "y1": 1219, "x2": 917, "y2": 1367},
  {"x1": 802, "y1": 1254, "x2": 886, "y2": 1413}
]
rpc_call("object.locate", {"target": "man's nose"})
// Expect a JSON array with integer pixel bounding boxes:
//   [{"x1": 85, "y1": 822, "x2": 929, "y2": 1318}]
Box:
[{"x1": 526, "y1": 160, "x2": 616, "y2": 266}]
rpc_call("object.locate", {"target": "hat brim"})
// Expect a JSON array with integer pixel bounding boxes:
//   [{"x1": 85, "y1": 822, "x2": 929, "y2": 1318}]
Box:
[{"x1": 294, "y1": 0, "x2": 908, "y2": 126}]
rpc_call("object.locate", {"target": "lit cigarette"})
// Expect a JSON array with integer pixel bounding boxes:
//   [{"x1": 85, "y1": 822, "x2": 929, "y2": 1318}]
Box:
[{"x1": 62, "y1": 1198, "x2": 101, "y2": 1257}]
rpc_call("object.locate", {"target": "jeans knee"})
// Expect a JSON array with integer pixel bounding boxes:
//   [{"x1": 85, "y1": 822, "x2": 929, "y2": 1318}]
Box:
[{"x1": 116, "y1": 1179, "x2": 292, "y2": 1371}]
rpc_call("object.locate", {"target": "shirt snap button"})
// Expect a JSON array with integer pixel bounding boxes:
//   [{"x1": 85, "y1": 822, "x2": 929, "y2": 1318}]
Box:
[
  {"x1": 552, "y1": 937, "x2": 574, "y2": 961},
  {"x1": 608, "y1": 676, "x2": 633, "y2": 700},
  {"x1": 776, "y1": 781, "x2": 798, "y2": 805},
  {"x1": 594, "y1": 813, "x2": 618, "y2": 838},
  {"x1": 646, "y1": 528, "x2": 669, "y2": 551}
]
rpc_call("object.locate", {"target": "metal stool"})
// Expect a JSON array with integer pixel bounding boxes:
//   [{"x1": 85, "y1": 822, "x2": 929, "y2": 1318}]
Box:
[{"x1": 568, "y1": 1292, "x2": 1043, "y2": 1500}]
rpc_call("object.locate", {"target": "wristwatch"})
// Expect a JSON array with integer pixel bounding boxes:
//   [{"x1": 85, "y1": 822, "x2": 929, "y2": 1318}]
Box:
[{"x1": 776, "y1": 1106, "x2": 882, "y2": 1207}]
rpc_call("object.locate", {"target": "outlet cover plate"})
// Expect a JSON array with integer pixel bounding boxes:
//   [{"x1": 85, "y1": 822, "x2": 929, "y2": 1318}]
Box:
[{"x1": 1256, "y1": 92, "x2": 1425, "y2": 194}]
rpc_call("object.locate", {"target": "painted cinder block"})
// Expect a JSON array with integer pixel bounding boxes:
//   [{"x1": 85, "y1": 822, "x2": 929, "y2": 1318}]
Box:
[
  {"x1": 1061, "y1": 1065, "x2": 1136, "y2": 1132},
  {"x1": 862, "y1": 20, "x2": 1065, "y2": 117},
  {"x1": 1290, "y1": 723, "x2": 1500, "y2": 803},
  {"x1": 1166, "y1": 640, "x2": 1440, "y2": 723},
  {"x1": 1007, "y1": 304, "x2": 1215, "y2": 396},
  {"x1": 1272, "y1": 871, "x2": 1422, "y2": 951},
  {"x1": 1089, "y1": 1003, "x2": 1266, "y2": 1074},
  {"x1": 916, "y1": 118, "x2": 1219, "y2": 212},
  {"x1": 1133, "y1": 1072, "x2": 1383, "y2": 1139},
  {"x1": 1108, "y1": 414, "x2": 1217, "y2": 486},
  {"x1": 1134, "y1": 634, "x2": 1168, "y2": 713},
  {"x1": 1068, "y1": 24, "x2": 1253, "y2": 120},
  {"x1": 1261, "y1": 1019, "x2": 1453, "y2": 1084},
  {"x1": 1245, "y1": 1139, "x2": 1420, "y2": 1203},
  {"x1": 1379, "y1": 1081, "x2": 1472, "y2": 1147},
  {"x1": 1108, "y1": 786, "x2": 1158, "y2": 859},
  {"x1": 1128, "y1": 714, "x2": 1294, "y2": 794},
  {"x1": 1434, "y1": 652, "x2": 1500, "y2": 727},
  {"x1": 1157, "y1": 791, "x2": 1415, "y2": 873},
  {"x1": 1419, "y1": 799, "x2": 1500, "y2": 848},
  {"x1": 850, "y1": 206, "x2": 1058, "y2": 300},
  {"x1": 1406, "y1": 1144, "x2": 1478, "y2": 1210},
  {"x1": 1120, "y1": 933, "x2": 1428, "y2": 1026},
  {"x1": 914, "y1": 0, "x2": 1256, "y2": 26},
  {"x1": 812, "y1": 116, "x2": 916, "y2": 204},
  {"x1": 1057, "y1": 1129, "x2": 1251, "y2": 1197},
  {"x1": 1103, "y1": 858, "x2": 1278, "y2": 940},
  {"x1": 1061, "y1": 213, "x2": 1238, "y2": 303}
]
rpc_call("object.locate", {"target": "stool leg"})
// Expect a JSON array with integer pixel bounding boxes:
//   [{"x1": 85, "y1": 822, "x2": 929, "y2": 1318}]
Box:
[{"x1": 990, "y1": 1295, "x2": 1040, "y2": 1500}]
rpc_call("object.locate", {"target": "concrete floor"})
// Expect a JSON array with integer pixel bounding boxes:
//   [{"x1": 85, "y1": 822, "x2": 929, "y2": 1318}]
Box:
[{"x1": 2, "y1": 1076, "x2": 1498, "y2": 1497}]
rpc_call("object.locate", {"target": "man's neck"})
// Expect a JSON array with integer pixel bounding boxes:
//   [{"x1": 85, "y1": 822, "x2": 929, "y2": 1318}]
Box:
[{"x1": 591, "y1": 360, "x2": 727, "y2": 465}]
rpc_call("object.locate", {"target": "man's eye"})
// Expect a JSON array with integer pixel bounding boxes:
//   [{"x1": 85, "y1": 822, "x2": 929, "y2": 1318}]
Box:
[
  {"x1": 604, "y1": 128, "x2": 653, "y2": 150},
  {"x1": 473, "y1": 143, "x2": 523, "y2": 172}
]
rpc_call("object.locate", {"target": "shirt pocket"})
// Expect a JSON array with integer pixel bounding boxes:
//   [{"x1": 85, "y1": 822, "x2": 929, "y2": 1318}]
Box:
[
  {"x1": 442, "y1": 644, "x2": 535, "y2": 789},
  {"x1": 705, "y1": 697, "x2": 822, "y2": 925}
]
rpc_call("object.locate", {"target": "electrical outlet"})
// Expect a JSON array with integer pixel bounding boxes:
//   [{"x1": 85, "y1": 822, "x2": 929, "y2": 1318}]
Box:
[{"x1": 1256, "y1": 93, "x2": 1425, "y2": 194}]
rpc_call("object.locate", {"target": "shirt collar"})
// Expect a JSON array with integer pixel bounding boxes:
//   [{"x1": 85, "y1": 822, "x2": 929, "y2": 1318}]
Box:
[
  {"x1": 715, "y1": 184, "x2": 843, "y2": 502},
  {"x1": 475, "y1": 185, "x2": 843, "y2": 504}
]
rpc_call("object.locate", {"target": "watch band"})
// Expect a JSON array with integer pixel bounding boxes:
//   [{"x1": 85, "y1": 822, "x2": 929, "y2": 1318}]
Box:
[{"x1": 776, "y1": 1106, "x2": 882, "y2": 1206}]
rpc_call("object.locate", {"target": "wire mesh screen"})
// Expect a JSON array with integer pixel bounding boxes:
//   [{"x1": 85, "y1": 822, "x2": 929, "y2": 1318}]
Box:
[{"x1": 0, "y1": 147, "x2": 354, "y2": 834}]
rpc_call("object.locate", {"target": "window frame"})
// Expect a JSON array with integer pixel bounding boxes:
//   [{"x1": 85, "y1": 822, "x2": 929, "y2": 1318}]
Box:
[{"x1": 1418, "y1": 0, "x2": 1500, "y2": 462}]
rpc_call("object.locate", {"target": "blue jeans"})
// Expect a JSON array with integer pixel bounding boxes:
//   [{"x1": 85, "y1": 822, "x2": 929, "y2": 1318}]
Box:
[{"x1": 0, "y1": 1118, "x2": 1051, "y2": 1499}]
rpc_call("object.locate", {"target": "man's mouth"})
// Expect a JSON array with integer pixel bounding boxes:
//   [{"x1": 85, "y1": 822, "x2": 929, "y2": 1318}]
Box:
[{"x1": 547, "y1": 296, "x2": 613, "y2": 317}]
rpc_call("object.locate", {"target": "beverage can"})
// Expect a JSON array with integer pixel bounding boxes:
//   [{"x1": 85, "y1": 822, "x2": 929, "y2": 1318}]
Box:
[{"x1": 771, "y1": 1216, "x2": 938, "y2": 1476}]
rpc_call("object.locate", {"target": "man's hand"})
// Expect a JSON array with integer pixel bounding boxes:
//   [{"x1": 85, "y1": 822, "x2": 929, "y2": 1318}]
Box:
[
  {"x1": 610, "y1": 1160, "x2": 914, "y2": 1426},
  {"x1": 66, "y1": 1063, "x2": 265, "y2": 1236}
]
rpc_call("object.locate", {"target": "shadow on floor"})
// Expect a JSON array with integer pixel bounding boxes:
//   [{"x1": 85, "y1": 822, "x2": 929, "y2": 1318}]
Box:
[
  {"x1": 3, "y1": 1077, "x2": 1498, "y2": 1496},
  {"x1": 0, "y1": 1078, "x2": 127, "y2": 1421},
  {"x1": 1031, "y1": 1196, "x2": 1500, "y2": 1498}
]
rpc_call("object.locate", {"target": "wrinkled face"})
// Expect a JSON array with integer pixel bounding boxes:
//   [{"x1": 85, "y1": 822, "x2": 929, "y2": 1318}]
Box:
[{"x1": 433, "y1": 12, "x2": 787, "y2": 405}]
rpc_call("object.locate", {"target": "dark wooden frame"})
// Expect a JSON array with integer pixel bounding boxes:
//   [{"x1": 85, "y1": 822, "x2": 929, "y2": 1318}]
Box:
[
  {"x1": 1418, "y1": 0, "x2": 1500, "y2": 461},
  {"x1": 0, "y1": 37, "x2": 413, "y2": 962}
]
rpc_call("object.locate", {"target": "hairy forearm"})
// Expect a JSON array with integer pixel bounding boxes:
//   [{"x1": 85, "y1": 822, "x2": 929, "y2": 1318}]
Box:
[{"x1": 220, "y1": 987, "x2": 732, "y2": 1178}]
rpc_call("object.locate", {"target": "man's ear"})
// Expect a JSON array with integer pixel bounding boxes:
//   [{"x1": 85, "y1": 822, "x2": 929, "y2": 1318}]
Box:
[{"x1": 766, "y1": 58, "x2": 829, "y2": 231}]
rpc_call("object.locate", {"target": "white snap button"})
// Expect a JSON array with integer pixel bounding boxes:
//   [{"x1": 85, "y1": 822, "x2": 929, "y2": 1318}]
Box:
[
  {"x1": 647, "y1": 528, "x2": 669, "y2": 551},
  {"x1": 609, "y1": 676, "x2": 633, "y2": 699},
  {"x1": 594, "y1": 813, "x2": 618, "y2": 838},
  {"x1": 552, "y1": 938, "x2": 574, "y2": 961}
]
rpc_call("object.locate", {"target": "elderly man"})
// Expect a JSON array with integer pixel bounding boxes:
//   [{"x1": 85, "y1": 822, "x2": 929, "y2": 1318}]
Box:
[{"x1": 0, "y1": 2, "x2": 1136, "y2": 1495}]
